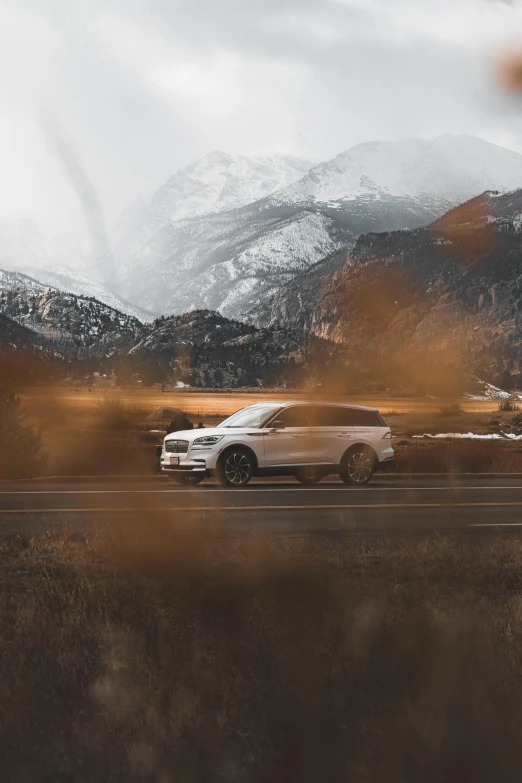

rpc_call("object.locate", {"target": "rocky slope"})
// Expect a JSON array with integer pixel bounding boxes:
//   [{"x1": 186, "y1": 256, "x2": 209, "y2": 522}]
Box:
[
  {"x1": 0, "y1": 311, "x2": 38, "y2": 347},
  {"x1": 261, "y1": 187, "x2": 522, "y2": 384},
  {"x1": 105, "y1": 151, "x2": 313, "y2": 298},
  {"x1": 105, "y1": 203, "x2": 349, "y2": 321},
  {"x1": 247, "y1": 247, "x2": 351, "y2": 329},
  {"x1": 0, "y1": 288, "x2": 351, "y2": 389},
  {"x1": 104, "y1": 136, "x2": 522, "y2": 321},
  {"x1": 129, "y1": 309, "x2": 346, "y2": 388},
  {"x1": 0, "y1": 216, "x2": 152, "y2": 322},
  {"x1": 0, "y1": 266, "x2": 152, "y2": 323},
  {"x1": 0, "y1": 287, "x2": 144, "y2": 355}
]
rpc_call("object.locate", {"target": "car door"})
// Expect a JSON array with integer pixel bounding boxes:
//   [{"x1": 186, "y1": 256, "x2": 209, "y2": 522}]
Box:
[
  {"x1": 346, "y1": 409, "x2": 372, "y2": 443},
  {"x1": 306, "y1": 405, "x2": 348, "y2": 465},
  {"x1": 263, "y1": 406, "x2": 310, "y2": 467}
]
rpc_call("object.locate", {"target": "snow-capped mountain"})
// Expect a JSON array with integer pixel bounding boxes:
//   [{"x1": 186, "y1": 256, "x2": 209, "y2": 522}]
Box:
[
  {"x1": 110, "y1": 151, "x2": 313, "y2": 249},
  {"x1": 106, "y1": 151, "x2": 313, "y2": 283},
  {"x1": 104, "y1": 135, "x2": 522, "y2": 320},
  {"x1": 269, "y1": 135, "x2": 522, "y2": 216},
  {"x1": 0, "y1": 269, "x2": 49, "y2": 296},
  {"x1": 105, "y1": 204, "x2": 348, "y2": 320},
  {"x1": 6, "y1": 136, "x2": 522, "y2": 326},
  {"x1": 151, "y1": 151, "x2": 314, "y2": 223}
]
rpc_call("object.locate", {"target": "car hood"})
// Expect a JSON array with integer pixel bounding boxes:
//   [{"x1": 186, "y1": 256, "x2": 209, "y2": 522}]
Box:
[{"x1": 164, "y1": 427, "x2": 258, "y2": 441}]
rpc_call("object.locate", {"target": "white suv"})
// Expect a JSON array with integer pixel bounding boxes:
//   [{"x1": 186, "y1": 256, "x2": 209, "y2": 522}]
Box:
[{"x1": 161, "y1": 402, "x2": 394, "y2": 487}]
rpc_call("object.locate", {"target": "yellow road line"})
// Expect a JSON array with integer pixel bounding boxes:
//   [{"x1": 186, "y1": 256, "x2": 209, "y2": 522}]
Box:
[{"x1": 2, "y1": 502, "x2": 522, "y2": 514}]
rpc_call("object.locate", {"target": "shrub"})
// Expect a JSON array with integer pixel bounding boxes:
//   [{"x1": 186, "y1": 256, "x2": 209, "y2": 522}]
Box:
[
  {"x1": 437, "y1": 404, "x2": 465, "y2": 416},
  {"x1": 511, "y1": 413, "x2": 522, "y2": 428},
  {"x1": 0, "y1": 385, "x2": 45, "y2": 478},
  {"x1": 167, "y1": 410, "x2": 193, "y2": 433},
  {"x1": 396, "y1": 440, "x2": 522, "y2": 473},
  {"x1": 498, "y1": 399, "x2": 520, "y2": 412}
]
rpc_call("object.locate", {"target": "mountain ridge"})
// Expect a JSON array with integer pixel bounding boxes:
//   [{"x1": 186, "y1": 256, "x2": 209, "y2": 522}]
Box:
[
  {"x1": 103, "y1": 135, "x2": 522, "y2": 320},
  {"x1": 253, "y1": 186, "x2": 522, "y2": 384}
]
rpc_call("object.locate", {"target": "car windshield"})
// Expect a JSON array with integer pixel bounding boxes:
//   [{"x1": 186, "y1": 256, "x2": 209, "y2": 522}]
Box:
[{"x1": 219, "y1": 404, "x2": 280, "y2": 429}]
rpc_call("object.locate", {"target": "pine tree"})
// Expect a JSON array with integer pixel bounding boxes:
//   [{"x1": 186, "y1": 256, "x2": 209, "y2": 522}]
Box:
[
  {"x1": 499, "y1": 368, "x2": 513, "y2": 392},
  {"x1": 0, "y1": 386, "x2": 45, "y2": 479}
]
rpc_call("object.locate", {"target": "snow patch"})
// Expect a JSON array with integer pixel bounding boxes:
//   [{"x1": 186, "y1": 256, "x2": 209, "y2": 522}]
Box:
[
  {"x1": 464, "y1": 382, "x2": 510, "y2": 400},
  {"x1": 413, "y1": 432, "x2": 522, "y2": 440}
]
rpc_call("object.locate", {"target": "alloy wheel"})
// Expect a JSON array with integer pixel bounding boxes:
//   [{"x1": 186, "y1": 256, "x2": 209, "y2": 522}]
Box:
[
  {"x1": 224, "y1": 452, "x2": 252, "y2": 485},
  {"x1": 346, "y1": 452, "x2": 373, "y2": 484}
]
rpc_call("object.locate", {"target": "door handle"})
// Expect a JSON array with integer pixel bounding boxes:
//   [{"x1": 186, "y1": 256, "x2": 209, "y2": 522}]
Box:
[{"x1": 292, "y1": 434, "x2": 306, "y2": 438}]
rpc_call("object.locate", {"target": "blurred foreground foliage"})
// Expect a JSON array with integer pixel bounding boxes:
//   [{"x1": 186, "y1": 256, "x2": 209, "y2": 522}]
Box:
[
  {"x1": 3, "y1": 528, "x2": 522, "y2": 781},
  {"x1": 0, "y1": 386, "x2": 45, "y2": 479}
]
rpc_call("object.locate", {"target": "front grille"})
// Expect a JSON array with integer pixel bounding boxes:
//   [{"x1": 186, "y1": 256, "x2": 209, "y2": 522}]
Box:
[{"x1": 165, "y1": 440, "x2": 189, "y2": 454}]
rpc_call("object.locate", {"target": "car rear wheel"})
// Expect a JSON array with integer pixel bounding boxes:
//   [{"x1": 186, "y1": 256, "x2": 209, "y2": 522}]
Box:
[
  {"x1": 217, "y1": 448, "x2": 253, "y2": 487},
  {"x1": 169, "y1": 474, "x2": 204, "y2": 486},
  {"x1": 340, "y1": 449, "x2": 375, "y2": 486},
  {"x1": 295, "y1": 467, "x2": 323, "y2": 485}
]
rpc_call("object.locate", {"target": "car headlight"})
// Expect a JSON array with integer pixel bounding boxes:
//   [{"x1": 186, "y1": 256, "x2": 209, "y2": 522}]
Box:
[{"x1": 193, "y1": 435, "x2": 225, "y2": 445}]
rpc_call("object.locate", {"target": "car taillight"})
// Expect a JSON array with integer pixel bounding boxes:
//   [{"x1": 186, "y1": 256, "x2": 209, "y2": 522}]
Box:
[{"x1": 382, "y1": 431, "x2": 392, "y2": 439}]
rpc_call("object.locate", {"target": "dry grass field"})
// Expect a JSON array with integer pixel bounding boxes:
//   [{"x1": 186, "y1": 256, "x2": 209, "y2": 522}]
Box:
[
  {"x1": 11, "y1": 386, "x2": 522, "y2": 476},
  {"x1": 5, "y1": 390, "x2": 522, "y2": 779},
  {"x1": 3, "y1": 520, "x2": 522, "y2": 781},
  {"x1": 17, "y1": 385, "x2": 506, "y2": 419}
]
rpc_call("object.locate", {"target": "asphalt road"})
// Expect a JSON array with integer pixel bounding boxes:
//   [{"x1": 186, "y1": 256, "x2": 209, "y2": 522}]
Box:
[{"x1": 2, "y1": 475, "x2": 522, "y2": 536}]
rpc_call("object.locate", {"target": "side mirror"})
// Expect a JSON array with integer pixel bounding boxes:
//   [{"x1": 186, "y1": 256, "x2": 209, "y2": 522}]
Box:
[{"x1": 270, "y1": 420, "x2": 286, "y2": 430}]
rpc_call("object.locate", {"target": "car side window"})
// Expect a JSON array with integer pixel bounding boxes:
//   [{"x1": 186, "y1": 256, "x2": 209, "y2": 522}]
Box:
[
  {"x1": 275, "y1": 406, "x2": 313, "y2": 427},
  {"x1": 272, "y1": 406, "x2": 384, "y2": 427},
  {"x1": 290, "y1": 406, "x2": 353, "y2": 426},
  {"x1": 306, "y1": 407, "x2": 383, "y2": 426},
  {"x1": 306, "y1": 406, "x2": 339, "y2": 426},
  {"x1": 336, "y1": 409, "x2": 382, "y2": 426}
]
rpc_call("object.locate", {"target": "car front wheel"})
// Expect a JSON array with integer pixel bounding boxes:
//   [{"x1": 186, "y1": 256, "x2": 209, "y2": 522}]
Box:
[
  {"x1": 217, "y1": 448, "x2": 254, "y2": 487},
  {"x1": 340, "y1": 449, "x2": 375, "y2": 486}
]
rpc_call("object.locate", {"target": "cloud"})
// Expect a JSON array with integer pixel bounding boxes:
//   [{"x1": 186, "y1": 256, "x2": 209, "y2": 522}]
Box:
[{"x1": 1, "y1": 0, "x2": 522, "y2": 242}]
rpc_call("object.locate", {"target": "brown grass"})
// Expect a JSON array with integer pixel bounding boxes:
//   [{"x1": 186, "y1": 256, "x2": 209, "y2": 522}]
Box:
[
  {"x1": 395, "y1": 440, "x2": 522, "y2": 473},
  {"x1": 3, "y1": 520, "x2": 522, "y2": 780},
  {"x1": 18, "y1": 386, "x2": 506, "y2": 420},
  {"x1": 9, "y1": 386, "x2": 522, "y2": 477},
  {"x1": 389, "y1": 407, "x2": 522, "y2": 473}
]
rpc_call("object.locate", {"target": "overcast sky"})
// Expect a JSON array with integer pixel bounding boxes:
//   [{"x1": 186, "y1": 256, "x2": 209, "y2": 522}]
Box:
[{"x1": 3, "y1": 0, "x2": 522, "y2": 240}]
